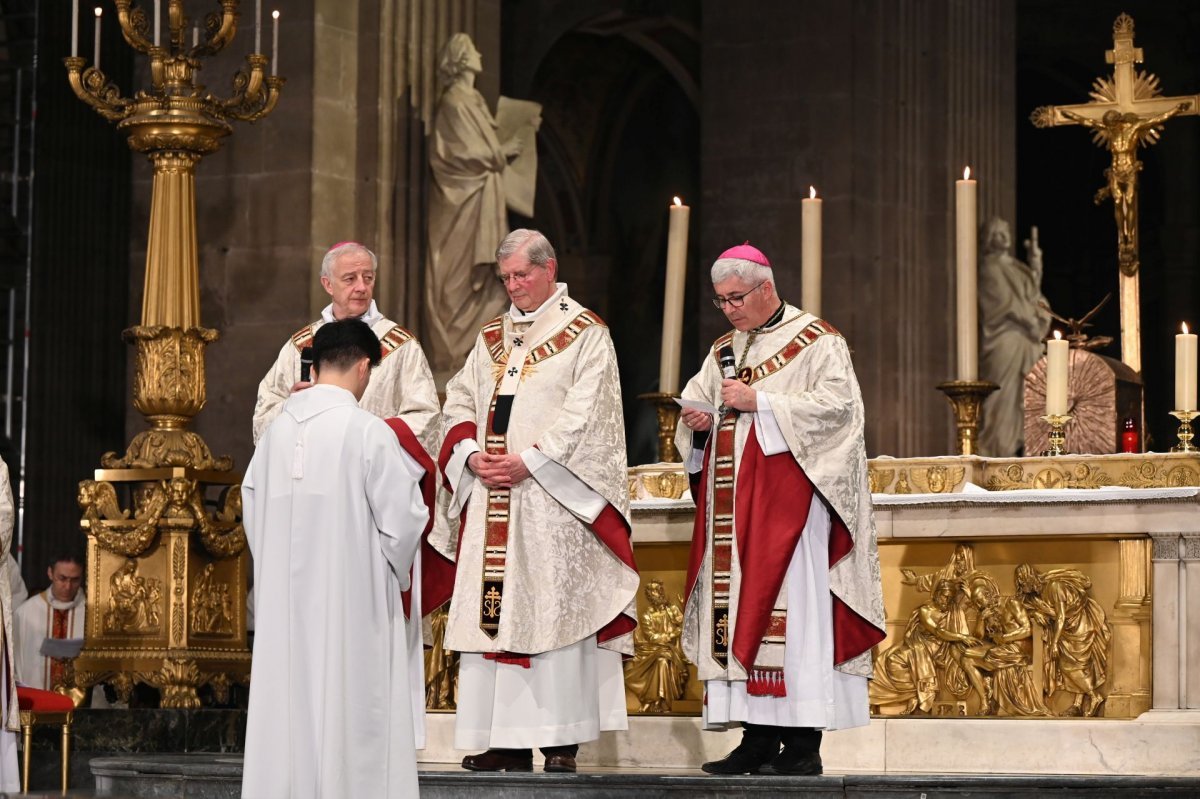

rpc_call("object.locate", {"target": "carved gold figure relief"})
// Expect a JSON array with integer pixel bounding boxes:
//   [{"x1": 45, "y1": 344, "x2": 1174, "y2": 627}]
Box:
[
  {"x1": 871, "y1": 544, "x2": 1112, "y2": 718},
  {"x1": 190, "y1": 564, "x2": 234, "y2": 635},
  {"x1": 103, "y1": 558, "x2": 164, "y2": 634},
  {"x1": 425, "y1": 605, "x2": 459, "y2": 710},
  {"x1": 623, "y1": 579, "x2": 690, "y2": 713}
]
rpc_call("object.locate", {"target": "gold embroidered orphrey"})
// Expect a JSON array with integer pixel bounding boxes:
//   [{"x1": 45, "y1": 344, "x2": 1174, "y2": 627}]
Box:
[
  {"x1": 1031, "y1": 13, "x2": 1199, "y2": 372},
  {"x1": 475, "y1": 309, "x2": 604, "y2": 639}
]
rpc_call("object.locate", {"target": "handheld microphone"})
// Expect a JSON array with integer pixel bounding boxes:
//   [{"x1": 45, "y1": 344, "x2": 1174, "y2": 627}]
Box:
[
  {"x1": 300, "y1": 346, "x2": 314, "y2": 383},
  {"x1": 718, "y1": 345, "x2": 736, "y2": 414}
]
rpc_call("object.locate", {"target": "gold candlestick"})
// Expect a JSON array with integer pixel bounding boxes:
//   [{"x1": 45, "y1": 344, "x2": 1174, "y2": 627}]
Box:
[
  {"x1": 1041, "y1": 413, "x2": 1074, "y2": 456},
  {"x1": 936, "y1": 380, "x2": 998, "y2": 456},
  {"x1": 638, "y1": 392, "x2": 682, "y2": 463},
  {"x1": 1171, "y1": 410, "x2": 1198, "y2": 452}
]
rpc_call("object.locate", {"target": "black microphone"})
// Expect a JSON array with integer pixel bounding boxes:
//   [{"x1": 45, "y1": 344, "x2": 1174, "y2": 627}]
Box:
[
  {"x1": 300, "y1": 346, "x2": 314, "y2": 383},
  {"x1": 718, "y1": 345, "x2": 736, "y2": 414}
]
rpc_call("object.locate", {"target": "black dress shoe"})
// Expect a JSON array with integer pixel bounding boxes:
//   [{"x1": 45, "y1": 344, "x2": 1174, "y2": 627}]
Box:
[
  {"x1": 701, "y1": 743, "x2": 778, "y2": 775},
  {"x1": 543, "y1": 753, "x2": 577, "y2": 773},
  {"x1": 461, "y1": 748, "x2": 534, "y2": 772},
  {"x1": 768, "y1": 748, "x2": 823, "y2": 776}
]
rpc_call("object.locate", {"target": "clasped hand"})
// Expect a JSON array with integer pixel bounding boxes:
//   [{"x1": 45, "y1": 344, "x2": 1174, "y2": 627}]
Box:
[
  {"x1": 468, "y1": 452, "x2": 532, "y2": 489},
  {"x1": 680, "y1": 380, "x2": 758, "y2": 432}
]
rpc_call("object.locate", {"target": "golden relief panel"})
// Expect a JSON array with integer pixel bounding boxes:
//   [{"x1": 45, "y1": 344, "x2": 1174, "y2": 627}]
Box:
[
  {"x1": 867, "y1": 452, "x2": 1200, "y2": 493},
  {"x1": 871, "y1": 540, "x2": 1146, "y2": 719}
]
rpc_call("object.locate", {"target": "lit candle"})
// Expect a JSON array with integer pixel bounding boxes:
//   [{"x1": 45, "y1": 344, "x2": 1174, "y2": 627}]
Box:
[
  {"x1": 659, "y1": 197, "x2": 690, "y2": 394},
  {"x1": 71, "y1": 0, "x2": 79, "y2": 57},
  {"x1": 153, "y1": 0, "x2": 160, "y2": 47},
  {"x1": 955, "y1": 166, "x2": 978, "y2": 380},
  {"x1": 1046, "y1": 330, "x2": 1069, "y2": 416},
  {"x1": 1176, "y1": 322, "x2": 1197, "y2": 411},
  {"x1": 256, "y1": 0, "x2": 262, "y2": 54},
  {"x1": 271, "y1": 10, "x2": 280, "y2": 76},
  {"x1": 93, "y1": 6, "x2": 102, "y2": 70},
  {"x1": 801, "y1": 185, "x2": 822, "y2": 317}
]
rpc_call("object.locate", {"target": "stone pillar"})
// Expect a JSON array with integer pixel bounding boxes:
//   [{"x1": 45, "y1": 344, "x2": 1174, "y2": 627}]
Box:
[
  {"x1": 1186, "y1": 534, "x2": 1200, "y2": 708},
  {"x1": 699, "y1": 0, "x2": 1016, "y2": 457},
  {"x1": 1151, "y1": 533, "x2": 1182, "y2": 709}
]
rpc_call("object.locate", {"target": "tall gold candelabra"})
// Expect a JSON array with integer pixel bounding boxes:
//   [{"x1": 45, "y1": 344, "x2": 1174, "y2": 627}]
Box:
[{"x1": 66, "y1": 0, "x2": 283, "y2": 708}]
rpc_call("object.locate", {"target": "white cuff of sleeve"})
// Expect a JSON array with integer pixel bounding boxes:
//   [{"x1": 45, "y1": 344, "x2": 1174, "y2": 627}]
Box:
[
  {"x1": 447, "y1": 439, "x2": 481, "y2": 516},
  {"x1": 521, "y1": 447, "x2": 608, "y2": 523},
  {"x1": 753, "y1": 392, "x2": 790, "y2": 456},
  {"x1": 686, "y1": 439, "x2": 706, "y2": 474}
]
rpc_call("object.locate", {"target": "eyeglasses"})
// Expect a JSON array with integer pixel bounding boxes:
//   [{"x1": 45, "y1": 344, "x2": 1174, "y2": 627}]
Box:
[
  {"x1": 497, "y1": 264, "x2": 546, "y2": 286},
  {"x1": 711, "y1": 282, "x2": 766, "y2": 309}
]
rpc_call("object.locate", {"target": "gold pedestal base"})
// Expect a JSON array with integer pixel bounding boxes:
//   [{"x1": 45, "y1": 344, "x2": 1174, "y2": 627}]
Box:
[
  {"x1": 936, "y1": 380, "x2": 999, "y2": 456},
  {"x1": 1171, "y1": 410, "x2": 1197, "y2": 453},
  {"x1": 1041, "y1": 413, "x2": 1074, "y2": 456},
  {"x1": 638, "y1": 392, "x2": 682, "y2": 463}
]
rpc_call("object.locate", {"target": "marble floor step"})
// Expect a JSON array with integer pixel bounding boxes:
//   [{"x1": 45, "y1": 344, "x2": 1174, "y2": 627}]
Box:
[{"x1": 88, "y1": 756, "x2": 1200, "y2": 798}]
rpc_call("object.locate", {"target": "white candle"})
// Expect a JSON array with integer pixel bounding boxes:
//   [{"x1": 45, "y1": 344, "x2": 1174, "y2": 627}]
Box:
[
  {"x1": 659, "y1": 197, "x2": 690, "y2": 394},
  {"x1": 193, "y1": 25, "x2": 199, "y2": 48},
  {"x1": 71, "y1": 0, "x2": 79, "y2": 57},
  {"x1": 1176, "y1": 322, "x2": 1197, "y2": 411},
  {"x1": 271, "y1": 10, "x2": 280, "y2": 76},
  {"x1": 153, "y1": 0, "x2": 160, "y2": 47},
  {"x1": 1046, "y1": 330, "x2": 1069, "y2": 416},
  {"x1": 801, "y1": 185, "x2": 822, "y2": 317},
  {"x1": 256, "y1": 0, "x2": 262, "y2": 54},
  {"x1": 955, "y1": 166, "x2": 978, "y2": 380},
  {"x1": 93, "y1": 7, "x2": 102, "y2": 70}
]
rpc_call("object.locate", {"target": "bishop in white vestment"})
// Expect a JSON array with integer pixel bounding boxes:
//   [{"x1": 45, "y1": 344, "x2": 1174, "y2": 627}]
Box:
[
  {"x1": 243, "y1": 320, "x2": 430, "y2": 799},
  {"x1": 252, "y1": 241, "x2": 441, "y2": 456},
  {"x1": 0, "y1": 458, "x2": 21, "y2": 791},
  {"x1": 434, "y1": 230, "x2": 639, "y2": 774},
  {"x1": 677, "y1": 243, "x2": 886, "y2": 776},
  {"x1": 13, "y1": 555, "x2": 86, "y2": 690}
]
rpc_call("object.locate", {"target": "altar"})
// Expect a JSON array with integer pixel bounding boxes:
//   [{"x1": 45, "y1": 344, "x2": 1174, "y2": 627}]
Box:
[{"x1": 416, "y1": 452, "x2": 1200, "y2": 776}]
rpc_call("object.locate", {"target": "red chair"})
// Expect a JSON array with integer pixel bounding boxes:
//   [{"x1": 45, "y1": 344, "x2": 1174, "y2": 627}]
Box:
[{"x1": 16, "y1": 686, "x2": 75, "y2": 794}]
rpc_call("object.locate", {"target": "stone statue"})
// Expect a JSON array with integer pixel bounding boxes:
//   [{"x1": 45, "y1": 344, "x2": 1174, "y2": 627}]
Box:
[
  {"x1": 623, "y1": 579, "x2": 689, "y2": 713},
  {"x1": 1015, "y1": 563, "x2": 1111, "y2": 717},
  {"x1": 978, "y1": 218, "x2": 1051, "y2": 456},
  {"x1": 425, "y1": 32, "x2": 542, "y2": 377}
]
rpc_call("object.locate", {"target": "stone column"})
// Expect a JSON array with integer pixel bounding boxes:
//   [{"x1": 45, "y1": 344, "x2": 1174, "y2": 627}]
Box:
[
  {"x1": 1186, "y1": 534, "x2": 1200, "y2": 708},
  {"x1": 1151, "y1": 533, "x2": 1182, "y2": 709}
]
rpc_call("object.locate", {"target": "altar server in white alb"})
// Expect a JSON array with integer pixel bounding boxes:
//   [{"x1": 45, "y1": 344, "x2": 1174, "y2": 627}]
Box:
[
  {"x1": 0, "y1": 459, "x2": 21, "y2": 791},
  {"x1": 435, "y1": 229, "x2": 639, "y2": 774},
  {"x1": 677, "y1": 243, "x2": 886, "y2": 776},
  {"x1": 252, "y1": 241, "x2": 441, "y2": 456},
  {"x1": 13, "y1": 554, "x2": 86, "y2": 690},
  {"x1": 242, "y1": 319, "x2": 430, "y2": 799}
]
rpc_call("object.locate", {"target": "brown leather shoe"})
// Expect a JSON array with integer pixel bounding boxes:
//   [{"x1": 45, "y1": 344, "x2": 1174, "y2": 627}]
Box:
[
  {"x1": 543, "y1": 753, "x2": 577, "y2": 773},
  {"x1": 461, "y1": 749, "x2": 534, "y2": 772}
]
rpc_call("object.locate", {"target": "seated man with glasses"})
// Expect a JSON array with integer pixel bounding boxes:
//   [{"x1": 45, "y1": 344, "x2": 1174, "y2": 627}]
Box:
[
  {"x1": 434, "y1": 228, "x2": 639, "y2": 774},
  {"x1": 675, "y1": 242, "x2": 886, "y2": 776}
]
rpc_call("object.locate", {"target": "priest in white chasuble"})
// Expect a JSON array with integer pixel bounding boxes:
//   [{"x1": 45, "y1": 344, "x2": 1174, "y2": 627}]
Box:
[
  {"x1": 242, "y1": 319, "x2": 431, "y2": 799},
  {"x1": 13, "y1": 553, "x2": 85, "y2": 690},
  {"x1": 434, "y1": 229, "x2": 639, "y2": 774},
  {"x1": 252, "y1": 241, "x2": 441, "y2": 458},
  {"x1": 676, "y1": 243, "x2": 886, "y2": 776}
]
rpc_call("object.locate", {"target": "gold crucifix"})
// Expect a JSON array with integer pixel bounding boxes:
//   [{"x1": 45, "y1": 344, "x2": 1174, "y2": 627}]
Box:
[{"x1": 1031, "y1": 13, "x2": 1198, "y2": 372}]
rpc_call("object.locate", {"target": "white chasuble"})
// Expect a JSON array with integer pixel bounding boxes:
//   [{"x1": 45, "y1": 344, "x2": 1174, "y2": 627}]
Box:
[
  {"x1": 242, "y1": 385, "x2": 429, "y2": 799},
  {"x1": 0, "y1": 458, "x2": 19, "y2": 789},
  {"x1": 13, "y1": 589, "x2": 86, "y2": 690},
  {"x1": 435, "y1": 284, "x2": 639, "y2": 748},
  {"x1": 676, "y1": 305, "x2": 886, "y2": 730},
  {"x1": 252, "y1": 302, "x2": 441, "y2": 456}
]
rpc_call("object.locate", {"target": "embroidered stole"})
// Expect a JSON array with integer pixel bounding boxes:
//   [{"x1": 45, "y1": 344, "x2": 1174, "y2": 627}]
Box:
[
  {"x1": 705, "y1": 317, "x2": 840, "y2": 693},
  {"x1": 475, "y1": 305, "x2": 604, "y2": 640}
]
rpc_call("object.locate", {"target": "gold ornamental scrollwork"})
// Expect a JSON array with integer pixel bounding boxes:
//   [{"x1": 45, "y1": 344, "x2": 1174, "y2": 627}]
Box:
[
  {"x1": 868, "y1": 468, "x2": 895, "y2": 493},
  {"x1": 195, "y1": 485, "x2": 246, "y2": 559},
  {"x1": 79, "y1": 479, "x2": 165, "y2": 558},
  {"x1": 149, "y1": 658, "x2": 203, "y2": 710}
]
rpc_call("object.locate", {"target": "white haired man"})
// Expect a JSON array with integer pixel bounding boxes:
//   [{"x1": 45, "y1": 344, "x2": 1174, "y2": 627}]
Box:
[
  {"x1": 252, "y1": 241, "x2": 440, "y2": 455},
  {"x1": 676, "y1": 242, "x2": 886, "y2": 776},
  {"x1": 434, "y1": 228, "x2": 639, "y2": 773}
]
